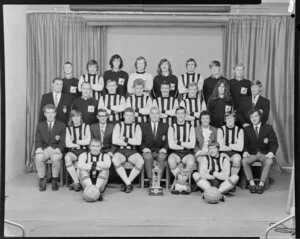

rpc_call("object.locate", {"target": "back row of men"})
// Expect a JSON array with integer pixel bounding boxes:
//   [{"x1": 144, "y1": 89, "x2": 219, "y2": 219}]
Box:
[
  {"x1": 39, "y1": 55, "x2": 270, "y2": 129},
  {"x1": 35, "y1": 102, "x2": 278, "y2": 201}
]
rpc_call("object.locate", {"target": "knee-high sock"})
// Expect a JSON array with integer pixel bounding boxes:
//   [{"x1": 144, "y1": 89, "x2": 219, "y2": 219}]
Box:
[
  {"x1": 115, "y1": 165, "x2": 131, "y2": 185},
  {"x1": 96, "y1": 172, "x2": 108, "y2": 192},
  {"x1": 66, "y1": 163, "x2": 79, "y2": 183},
  {"x1": 219, "y1": 175, "x2": 239, "y2": 194},
  {"x1": 231, "y1": 165, "x2": 240, "y2": 176},
  {"x1": 80, "y1": 175, "x2": 92, "y2": 189},
  {"x1": 193, "y1": 172, "x2": 211, "y2": 191},
  {"x1": 51, "y1": 159, "x2": 60, "y2": 178},
  {"x1": 128, "y1": 165, "x2": 142, "y2": 183}
]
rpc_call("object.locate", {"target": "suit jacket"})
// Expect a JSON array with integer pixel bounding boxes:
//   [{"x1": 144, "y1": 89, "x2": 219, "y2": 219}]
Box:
[
  {"x1": 39, "y1": 92, "x2": 72, "y2": 124},
  {"x1": 194, "y1": 125, "x2": 218, "y2": 153},
  {"x1": 140, "y1": 121, "x2": 169, "y2": 153},
  {"x1": 90, "y1": 123, "x2": 117, "y2": 154},
  {"x1": 35, "y1": 120, "x2": 66, "y2": 152},
  {"x1": 237, "y1": 95, "x2": 270, "y2": 126},
  {"x1": 243, "y1": 123, "x2": 278, "y2": 155}
]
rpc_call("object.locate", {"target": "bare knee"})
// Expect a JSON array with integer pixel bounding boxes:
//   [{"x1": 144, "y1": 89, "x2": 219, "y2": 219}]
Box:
[
  {"x1": 232, "y1": 154, "x2": 241, "y2": 166},
  {"x1": 35, "y1": 153, "x2": 45, "y2": 163},
  {"x1": 264, "y1": 158, "x2": 273, "y2": 166}
]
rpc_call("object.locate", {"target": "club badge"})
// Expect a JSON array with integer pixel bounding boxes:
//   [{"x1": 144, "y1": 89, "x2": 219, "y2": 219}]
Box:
[
  {"x1": 118, "y1": 78, "x2": 125, "y2": 85},
  {"x1": 259, "y1": 109, "x2": 264, "y2": 114},
  {"x1": 63, "y1": 105, "x2": 67, "y2": 113},
  {"x1": 88, "y1": 105, "x2": 95, "y2": 113},
  {"x1": 55, "y1": 135, "x2": 60, "y2": 141},
  {"x1": 162, "y1": 135, "x2": 166, "y2": 141},
  {"x1": 264, "y1": 138, "x2": 269, "y2": 144},
  {"x1": 225, "y1": 105, "x2": 232, "y2": 112},
  {"x1": 70, "y1": 86, "x2": 77, "y2": 93},
  {"x1": 240, "y1": 87, "x2": 247, "y2": 94},
  {"x1": 170, "y1": 83, "x2": 176, "y2": 91}
]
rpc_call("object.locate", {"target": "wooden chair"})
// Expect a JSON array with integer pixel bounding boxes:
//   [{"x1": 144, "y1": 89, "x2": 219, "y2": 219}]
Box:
[{"x1": 142, "y1": 162, "x2": 170, "y2": 189}]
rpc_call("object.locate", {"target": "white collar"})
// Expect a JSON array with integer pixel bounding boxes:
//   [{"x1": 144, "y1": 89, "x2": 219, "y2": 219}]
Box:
[{"x1": 253, "y1": 122, "x2": 261, "y2": 130}]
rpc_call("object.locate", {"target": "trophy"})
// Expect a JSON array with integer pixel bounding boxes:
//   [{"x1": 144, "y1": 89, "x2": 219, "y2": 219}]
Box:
[{"x1": 149, "y1": 160, "x2": 164, "y2": 196}]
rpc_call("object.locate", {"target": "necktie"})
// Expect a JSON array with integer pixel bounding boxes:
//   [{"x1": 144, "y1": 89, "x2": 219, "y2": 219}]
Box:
[
  {"x1": 54, "y1": 93, "x2": 59, "y2": 107},
  {"x1": 100, "y1": 125, "x2": 105, "y2": 145},
  {"x1": 153, "y1": 123, "x2": 157, "y2": 138},
  {"x1": 255, "y1": 126, "x2": 259, "y2": 138},
  {"x1": 252, "y1": 96, "x2": 256, "y2": 107},
  {"x1": 49, "y1": 122, "x2": 52, "y2": 131}
]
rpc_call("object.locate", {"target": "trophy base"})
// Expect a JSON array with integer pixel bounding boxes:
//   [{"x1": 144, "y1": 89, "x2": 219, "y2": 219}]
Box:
[{"x1": 149, "y1": 187, "x2": 164, "y2": 196}]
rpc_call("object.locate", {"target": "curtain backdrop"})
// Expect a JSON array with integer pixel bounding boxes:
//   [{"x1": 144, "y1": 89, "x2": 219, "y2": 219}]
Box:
[
  {"x1": 223, "y1": 16, "x2": 295, "y2": 166},
  {"x1": 25, "y1": 13, "x2": 107, "y2": 172}
]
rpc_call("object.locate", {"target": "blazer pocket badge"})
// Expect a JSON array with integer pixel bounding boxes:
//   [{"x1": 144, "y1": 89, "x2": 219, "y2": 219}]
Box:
[
  {"x1": 240, "y1": 87, "x2": 247, "y2": 94},
  {"x1": 55, "y1": 135, "x2": 60, "y2": 141},
  {"x1": 264, "y1": 138, "x2": 269, "y2": 144},
  {"x1": 70, "y1": 86, "x2": 77, "y2": 93},
  {"x1": 162, "y1": 135, "x2": 166, "y2": 141},
  {"x1": 225, "y1": 105, "x2": 232, "y2": 112},
  {"x1": 88, "y1": 105, "x2": 95, "y2": 112},
  {"x1": 170, "y1": 83, "x2": 176, "y2": 91},
  {"x1": 118, "y1": 78, "x2": 125, "y2": 85},
  {"x1": 63, "y1": 105, "x2": 67, "y2": 113}
]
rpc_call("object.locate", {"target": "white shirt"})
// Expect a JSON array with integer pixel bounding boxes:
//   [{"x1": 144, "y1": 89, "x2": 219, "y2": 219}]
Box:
[
  {"x1": 127, "y1": 72, "x2": 153, "y2": 94},
  {"x1": 253, "y1": 122, "x2": 261, "y2": 134},
  {"x1": 202, "y1": 127, "x2": 211, "y2": 150},
  {"x1": 99, "y1": 123, "x2": 107, "y2": 131},
  {"x1": 151, "y1": 121, "x2": 158, "y2": 135},
  {"x1": 53, "y1": 92, "x2": 61, "y2": 106},
  {"x1": 47, "y1": 120, "x2": 55, "y2": 130},
  {"x1": 252, "y1": 95, "x2": 260, "y2": 105}
]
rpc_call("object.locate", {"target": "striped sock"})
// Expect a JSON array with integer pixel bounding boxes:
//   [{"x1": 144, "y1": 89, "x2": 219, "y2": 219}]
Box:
[
  {"x1": 128, "y1": 165, "x2": 142, "y2": 183},
  {"x1": 115, "y1": 165, "x2": 131, "y2": 185}
]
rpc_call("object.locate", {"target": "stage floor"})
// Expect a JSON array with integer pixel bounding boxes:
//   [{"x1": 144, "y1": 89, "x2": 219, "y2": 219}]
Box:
[{"x1": 4, "y1": 169, "x2": 294, "y2": 238}]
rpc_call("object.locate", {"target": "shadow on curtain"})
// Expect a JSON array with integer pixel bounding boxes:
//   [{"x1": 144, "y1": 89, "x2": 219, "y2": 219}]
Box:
[
  {"x1": 25, "y1": 13, "x2": 107, "y2": 172},
  {"x1": 223, "y1": 16, "x2": 295, "y2": 166}
]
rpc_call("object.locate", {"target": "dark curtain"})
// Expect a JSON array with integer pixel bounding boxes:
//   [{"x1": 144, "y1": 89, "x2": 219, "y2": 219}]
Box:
[
  {"x1": 223, "y1": 16, "x2": 295, "y2": 166},
  {"x1": 25, "y1": 13, "x2": 107, "y2": 172}
]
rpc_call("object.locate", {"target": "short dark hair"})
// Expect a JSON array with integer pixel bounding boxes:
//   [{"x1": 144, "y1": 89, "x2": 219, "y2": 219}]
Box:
[
  {"x1": 97, "y1": 108, "x2": 108, "y2": 115},
  {"x1": 109, "y1": 54, "x2": 124, "y2": 69},
  {"x1": 175, "y1": 106, "x2": 186, "y2": 114},
  {"x1": 133, "y1": 78, "x2": 145, "y2": 87},
  {"x1": 251, "y1": 80, "x2": 262, "y2": 87},
  {"x1": 208, "y1": 142, "x2": 220, "y2": 149},
  {"x1": 160, "y1": 80, "x2": 170, "y2": 88},
  {"x1": 43, "y1": 104, "x2": 56, "y2": 112},
  {"x1": 52, "y1": 77, "x2": 62, "y2": 83},
  {"x1": 86, "y1": 59, "x2": 98, "y2": 71},
  {"x1": 186, "y1": 58, "x2": 197, "y2": 68},
  {"x1": 209, "y1": 60, "x2": 221, "y2": 68},
  {"x1": 64, "y1": 61, "x2": 73, "y2": 66},
  {"x1": 90, "y1": 138, "x2": 101, "y2": 146},
  {"x1": 106, "y1": 78, "x2": 117, "y2": 86},
  {"x1": 200, "y1": 110, "x2": 211, "y2": 121},
  {"x1": 124, "y1": 107, "x2": 134, "y2": 114},
  {"x1": 224, "y1": 110, "x2": 237, "y2": 121},
  {"x1": 248, "y1": 108, "x2": 262, "y2": 119}
]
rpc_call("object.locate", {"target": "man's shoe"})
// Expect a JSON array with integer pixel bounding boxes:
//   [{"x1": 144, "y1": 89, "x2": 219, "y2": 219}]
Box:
[
  {"x1": 39, "y1": 178, "x2": 47, "y2": 191},
  {"x1": 100, "y1": 184, "x2": 108, "y2": 194},
  {"x1": 68, "y1": 183, "x2": 75, "y2": 191},
  {"x1": 220, "y1": 195, "x2": 225, "y2": 202},
  {"x1": 181, "y1": 190, "x2": 190, "y2": 195},
  {"x1": 171, "y1": 189, "x2": 180, "y2": 195},
  {"x1": 52, "y1": 178, "x2": 59, "y2": 191},
  {"x1": 249, "y1": 185, "x2": 257, "y2": 194},
  {"x1": 74, "y1": 183, "x2": 82, "y2": 192},
  {"x1": 98, "y1": 194, "x2": 103, "y2": 201},
  {"x1": 229, "y1": 186, "x2": 236, "y2": 193},
  {"x1": 121, "y1": 184, "x2": 126, "y2": 192},
  {"x1": 47, "y1": 177, "x2": 52, "y2": 184},
  {"x1": 144, "y1": 180, "x2": 151, "y2": 188},
  {"x1": 257, "y1": 185, "x2": 264, "y2": 194},
  {"x1": 127, "y1": 184, "x2": 134, "y2": 192}
]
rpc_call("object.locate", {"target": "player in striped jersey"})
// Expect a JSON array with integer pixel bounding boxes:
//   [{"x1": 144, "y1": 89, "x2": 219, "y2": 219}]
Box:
[
  {"x1": 112, "y1": 108, "x2": 144, "y2": 193},
  {"x1": 180, "y1": 82, "x2": 207, "y2": 127},
  {"x1": 126, "y1": 78, "x2": 153, "y2": 123},
  {"x1": 98, "y1": 79, "x2": 126, "y2": 123},
  {"x1": 217, "y1": 111, "x2": 243, "y2": 177},
  {"x1": 78, "y1": 59, "x2": 104, "y2": 101},
  {"x1": 153, "y1": 80, "x2": 179, "y2": 126},
  {"x1": 127, "y1": 56, "x2": 153, "y2": 96},
  {"x1": 168, "y1": 106, "x2": 196, "y2": 178},
  {"x1": 178, "y1": 58, "x2": 204, "y2": 96},
  {"x1": 192, "y1": 142, "x2": 239, "y2": 197},
  {"x1": 78, "y1": 138, "x2": 111, "y2": 201},
  {"x1": 65, "y1": 110, "x2": 91, "y2": 191}
]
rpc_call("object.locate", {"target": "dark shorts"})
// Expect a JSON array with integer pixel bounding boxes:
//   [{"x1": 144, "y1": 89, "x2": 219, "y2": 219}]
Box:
[
  {"x1": 220, "y1": 151, "x2": 241, "y2": 158},
  {"x1": 171, "y1": 150, "x2": 194, "y2": 160},
  {"x1": 117, "y1": 148, "x2": 139, "y2": 160},
  {"x1": 208, "y1": 178, "x2": 223, "y2": 188},
  {"x1": 90, "y1": 170, "x2": 100, "y2": 185},
  {"x1": 68, "y1": 148, "x2": 87, "y2": 157}
]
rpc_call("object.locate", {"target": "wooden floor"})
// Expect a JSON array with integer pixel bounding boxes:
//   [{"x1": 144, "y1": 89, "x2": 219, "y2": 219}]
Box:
[{"x1": 4, "y1": 169, "x2": 294, "y2": 238}]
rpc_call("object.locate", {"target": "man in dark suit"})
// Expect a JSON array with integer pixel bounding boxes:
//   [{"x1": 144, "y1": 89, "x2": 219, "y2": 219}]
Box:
[
  {"x1": 35, "y1": 104, "x2": 66, "y2": 191},
  {"x1": 242, "y1": 108, "x2": 278, "y2": 194},
  {"x1": 237, "y1": 80, "x2": 270, "y2": 127},
  {"x1": 90, "y1": 108, "x2": 117, "y2": 157},
  {"x1": 140, "y1": 106, "x2": 169, "y2": 187},
  {"x1": 39, "y1": 77, "x2": 72, "y2": 124}
]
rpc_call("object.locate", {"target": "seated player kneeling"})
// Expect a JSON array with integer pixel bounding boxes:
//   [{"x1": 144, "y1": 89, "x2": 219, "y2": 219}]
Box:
[
  {"x1": 78, "y1": 139, "x2": 111, "y2": 202},
  {"x1": 112, "y1": 107, "x2": 144, "y2": 193},
  {"x1": 65, "y1": 109, "x2": 91, "y2": 191},
  {"x1": 193, "y1": 142, "x2": 239, "y2": 202}
]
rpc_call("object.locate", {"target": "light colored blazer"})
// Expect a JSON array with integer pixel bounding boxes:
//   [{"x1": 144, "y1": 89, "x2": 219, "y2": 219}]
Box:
[{"x1": 194, "y1": 125, "x2": 218, "y2": 154}]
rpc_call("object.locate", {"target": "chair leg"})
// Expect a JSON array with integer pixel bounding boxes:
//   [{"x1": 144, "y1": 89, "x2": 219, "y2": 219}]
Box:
[
  {"x1": 60, "y1": 160, "x2": 64, "y2": 187},
  {"x1": 140, "y1": 166, "x2": 145, "y2": 189},
  {"x1": 166, "y1": 163, "x2": 170, "y2": 190}
]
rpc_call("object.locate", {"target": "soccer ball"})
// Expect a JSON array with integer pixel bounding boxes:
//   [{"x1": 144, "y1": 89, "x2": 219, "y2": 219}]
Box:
[
  {"x1": 83, "y1": 185, "x2": 100, "y2": 202},
  {"x1": 203, "y1": 187, "x2": 222, "y2": 204}
]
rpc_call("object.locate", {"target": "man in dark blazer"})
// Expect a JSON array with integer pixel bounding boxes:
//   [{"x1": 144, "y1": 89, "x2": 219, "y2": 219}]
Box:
[
  {"x1": 242, "y1": 108, "x2": 278, "y2": 194},
  {"x1": 237, "y1": 80, "x2": 270, "y2": 128},
  {"x1": 140, "y1": 106, "x2": 169, "y2": 187},
  {"x1": 194, "y1": 110, "x2": 218, "y2": 172},
  {"x1": 35, "y1": 104, "x2": 66, "y2": 191},
  {"x1": 39, "y1": 77, "x2": 72, "y2": 124},
  {"x1": 90, "y1": 108, "x2": 117, "y2": 157}
]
